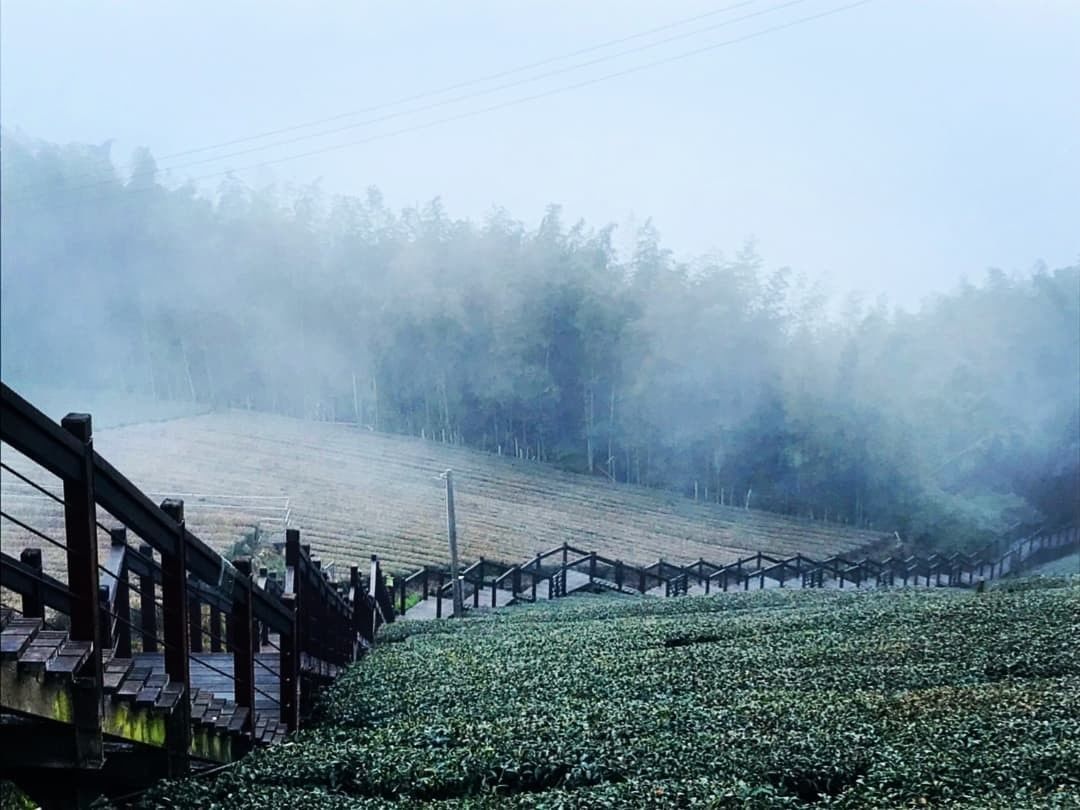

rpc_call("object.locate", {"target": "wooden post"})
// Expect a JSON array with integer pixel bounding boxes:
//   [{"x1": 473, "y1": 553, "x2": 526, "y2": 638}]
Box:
[
  {"x1": 138, "y1": 543, "x2": 158, "y2": 652},
  {"x1": 231, "y1": 558, "x2": 255, "y2": 742},
  {"x1": 349, "y1": 564, "x2": 364, "y2": 651},
  {"x1": 159, "y1": 498, "x2": 190, "y2": 776},
  {"x1": 472, "y1": 565, "x2": 481, "y2": 609},
  {"x1": 436, "y1": 572, "x2": 443, "y2": 619},
  {"x1": 282, "y1": 529, "x2": 302, "y2": 731},
  {"x1": 209, "y1": 604, "x2": 222, "y2": 652},
  {"x1": 98, "y1": 586, "x2": 114, "y2": 651},
  {"x1": 61, "y1": 413, "x2": 104, "y2": 769},
  {"x1": 110, "y1": 529, "x2": 132, "y2": 659},
  {"x1": 19, "y1": 548, "x2": 44, "y2": 618},
  {"x1": 279, "y1": 593, "x2": 300, "y2": 732},
  {"x1": 444, "y1": 470, "x2": 465, "y2": 617},
  {"x1": 189, "y1": 595, "x2": 203, "y2": 653},
  {"x1": 589, "y1": 552, "x2": 597, "y2": 586},
  {"x1": 399, "y1": 578, "x2": 406, "y2": 616}
]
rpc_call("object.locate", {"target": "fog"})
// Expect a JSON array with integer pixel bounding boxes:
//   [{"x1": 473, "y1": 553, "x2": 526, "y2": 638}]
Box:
[{"x1": 1, "y1": 1, "x2": 1078, "y2": 551}]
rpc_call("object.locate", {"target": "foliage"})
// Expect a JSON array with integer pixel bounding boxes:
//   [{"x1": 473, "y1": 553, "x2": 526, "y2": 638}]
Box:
[
  {"x1": 2, "y1": 134, "x2": 1078, "y2": 550},
  {"x1": 131, "y1": 582, "x2": 1080, "y2": 808}
]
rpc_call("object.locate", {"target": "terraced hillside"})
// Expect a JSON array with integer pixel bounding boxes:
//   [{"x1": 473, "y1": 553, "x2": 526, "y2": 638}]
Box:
[
  {"x1": 1, "y1": 409, "x2": 882, "y2": 578},
  {"x1": 130, "y1": 579, "x2": 1080, "y2": 809}
]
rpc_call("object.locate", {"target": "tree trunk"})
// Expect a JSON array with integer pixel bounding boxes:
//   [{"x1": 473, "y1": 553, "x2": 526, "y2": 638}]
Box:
[
  {"x1": 179, "y1": 338, "x2": 197, "y2": 401},
  {"x1": 352, "y1": 372, "x2": 360, "y2": 424}
]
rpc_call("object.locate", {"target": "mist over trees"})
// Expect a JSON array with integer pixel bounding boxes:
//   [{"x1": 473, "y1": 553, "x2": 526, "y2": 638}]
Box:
[{"x1": 2, "y1": 134, "x2": 1077, "y2": 551}]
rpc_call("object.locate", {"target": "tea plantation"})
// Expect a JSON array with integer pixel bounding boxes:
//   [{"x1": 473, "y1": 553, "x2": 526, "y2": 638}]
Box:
[{"x1": 133, "y1": 579, "x2": 1080, "y2": 809}]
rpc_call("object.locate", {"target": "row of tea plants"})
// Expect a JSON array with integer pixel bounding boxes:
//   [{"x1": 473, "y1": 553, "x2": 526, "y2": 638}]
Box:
[{"x1": 133, "y1": 579, "x2": 1079, "y2": 808}]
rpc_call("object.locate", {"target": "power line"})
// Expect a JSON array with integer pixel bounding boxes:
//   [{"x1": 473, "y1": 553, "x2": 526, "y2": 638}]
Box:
[
  {"x1": 5, "y1": 0, "x2": 801, "y2": 203},
  {"x1": 3, "y1": 0, "x2": 764, "y2": 196},
  {"x1": 140, "y1": 0, "x2": 815, "y2": 176},
  {"x1": 16, "y1": 0, "x2": 876, "y2": 216},
  {"x1": 140, "y1": 0, "x2": 770, "y2": 163}
]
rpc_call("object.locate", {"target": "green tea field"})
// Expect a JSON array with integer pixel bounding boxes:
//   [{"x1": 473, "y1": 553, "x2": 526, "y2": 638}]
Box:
[
  {"x1": 1, "y1": 408, "x2": 881, "y2": 580},
  {"x1": 132, "y1": 577, "x2": 1080, "y2": 809}
]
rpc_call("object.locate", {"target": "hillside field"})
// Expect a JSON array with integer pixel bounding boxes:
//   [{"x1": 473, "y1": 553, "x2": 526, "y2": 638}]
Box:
[
  {"x1": 131, "y1": 578, "x2": 1080, "y2": 808},
  {"x1": 1, "y1": 409, "x2": 880, "y2": 579}
]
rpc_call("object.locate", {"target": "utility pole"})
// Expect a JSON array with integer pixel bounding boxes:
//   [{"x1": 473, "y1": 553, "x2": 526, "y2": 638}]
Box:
[{"x1": 444, "y1": 469, "x2": 465, "y2": 616}]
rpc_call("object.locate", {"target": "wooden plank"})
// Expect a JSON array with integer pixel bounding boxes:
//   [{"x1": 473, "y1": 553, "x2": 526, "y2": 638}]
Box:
[
  {"x1": 0, "y1": 635, "x2": 33, "y2": 658},
  {"x1": 58, "y1": 639, "x2": 92, "y2": 658},
  {"x1": 106, "y1": 657, "x2": 134, "y2": 673},
  {"x1": 18, "y1": 644, "x2": 60, "y2": 671},
  {"x1": 228, "y1": 706, "x2": 250, "y2": 734},
  {"x1": 200, "y1": 698, "x2": 226, "y2": 727},
  {"x1": 29, "y1": 630, "x2": 68, "y2": 646},
  {"x1": 116, "y1": 667, "x2": 151, "y2": 700},
  {"x1": 136, "y1": 686, "x2": 162, "y2": 707},
  {"x1": 155, "y1": 682, "x2": 185, "y2": 712},
  {"x1": 46, "y1": 654, "x2": 87, "y2": 675},
  {"x1": 103, "y1": 670, "x2": 128, "y2": 692},
  {"x1": 215, "y1": 703, "x2": 236, "y2": 731}
]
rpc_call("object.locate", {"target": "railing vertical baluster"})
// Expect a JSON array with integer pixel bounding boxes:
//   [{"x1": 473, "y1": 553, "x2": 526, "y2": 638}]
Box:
[
  {"x1": 159, "y1": 498, "x2": 191, "y2": 777},
  {"x1": 19, "y1": 548, "x2": 44, "y2": 618},
  {"x1": 138, "y1": 543, "x2": 158, "y2": 652},
  {"x1": 189, "y1": 594, "x2": 203, "y2": 653},
  {"x1": 210, "y1": 604, "x2": 222, "y2": 652},
  {"x1": 110, "y1": 529, "x2": 132, "y2": 659},
  {"x1": 349, "y1": 565, "x2": 361, "y2": 652},
  {"x1": 98, "y1": 585, "x2": 114, "y2": 651}
]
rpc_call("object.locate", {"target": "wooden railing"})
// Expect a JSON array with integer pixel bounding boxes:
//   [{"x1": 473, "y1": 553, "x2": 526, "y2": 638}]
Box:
[
  {"x1": 0, "y1": 382, "x2": 395, "y2": 788},
  {"x1": 392, "y1": 527, "x2": 1078, "y2": 617}
]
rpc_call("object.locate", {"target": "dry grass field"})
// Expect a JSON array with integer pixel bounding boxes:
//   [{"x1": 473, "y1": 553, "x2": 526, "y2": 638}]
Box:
[{"x1": 1, "y1": 409, "x2": 883, "y2": 583}]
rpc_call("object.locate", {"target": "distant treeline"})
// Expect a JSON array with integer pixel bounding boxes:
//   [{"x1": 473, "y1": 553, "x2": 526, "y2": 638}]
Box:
[{"x1": 2, "y1": 135, "x2": 1077, "y2": 549}]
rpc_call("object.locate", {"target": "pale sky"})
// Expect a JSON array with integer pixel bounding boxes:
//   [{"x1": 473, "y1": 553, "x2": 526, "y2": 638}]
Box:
[{"x1": 2, "y1": 0, "x2": 1078, "y2": 307}]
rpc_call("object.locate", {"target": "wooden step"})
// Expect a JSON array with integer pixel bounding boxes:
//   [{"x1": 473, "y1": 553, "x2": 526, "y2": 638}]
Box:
[
  {"x1": 115, "y1": 666, "x2": 151, "y2": 700},
  {"x1": 0, "y1": 618, "x2": 42, "y2": 660},
  {"x1": 45, "y1": 640, "x2": 91, "y2": 675},
  {"x1": 215, "y1": 701, "x2": 237, "y2": 731},
  {"x1": 227, "y1": 705, "x2": 250, "y2": 734},
  {"x1": 103, "y1": 658, "x2": 134, "y2": 692},
  {"x1": 155, "y1": 682, "x2": 185, "y2": 712}
]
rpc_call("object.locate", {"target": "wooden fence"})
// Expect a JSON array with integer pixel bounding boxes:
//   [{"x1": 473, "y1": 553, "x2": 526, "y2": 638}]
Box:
[
  {"x1": 396, "y1": 527, "x2": 1078, "y2": 616},
  {"x1": 0, "y1": 382, "x2": 395, "y2": 804}
]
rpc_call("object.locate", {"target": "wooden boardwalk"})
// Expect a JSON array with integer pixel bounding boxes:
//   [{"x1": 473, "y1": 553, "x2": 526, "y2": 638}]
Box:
[
  {"x1": 402, "y1": 529, "x2": 1080, "y2": 620},
  {"x1": 0, "y1": 383, "x2": 400, "y2": 807},
  {"x1": 133, "y1": 652, "x2": 282, "y2": 719}
]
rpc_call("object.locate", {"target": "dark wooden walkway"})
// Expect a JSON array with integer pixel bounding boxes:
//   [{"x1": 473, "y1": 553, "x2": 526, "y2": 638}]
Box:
[{"x1": 133, "y1": 652, "x2": 282, "y2": 727}]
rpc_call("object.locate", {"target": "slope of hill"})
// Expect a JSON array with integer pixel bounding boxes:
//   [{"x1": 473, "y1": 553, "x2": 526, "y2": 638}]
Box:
[
  {"x1": 131, "y1": 580, "x2": 1080, "y2": 809},
  {"x1": 1, "y1": 409, "x2": 882, "y2": 577}
]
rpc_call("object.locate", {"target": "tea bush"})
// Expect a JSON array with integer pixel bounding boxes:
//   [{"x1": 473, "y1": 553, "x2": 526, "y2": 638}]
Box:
[{"x1": 133, "y1": 581, "x2": 1080, "y2": 808}]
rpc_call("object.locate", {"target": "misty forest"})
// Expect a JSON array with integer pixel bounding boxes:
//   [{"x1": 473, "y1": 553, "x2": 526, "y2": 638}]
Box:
[{"x1": 3, "y1": 134, "x2": 1076, "y2": 552}]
